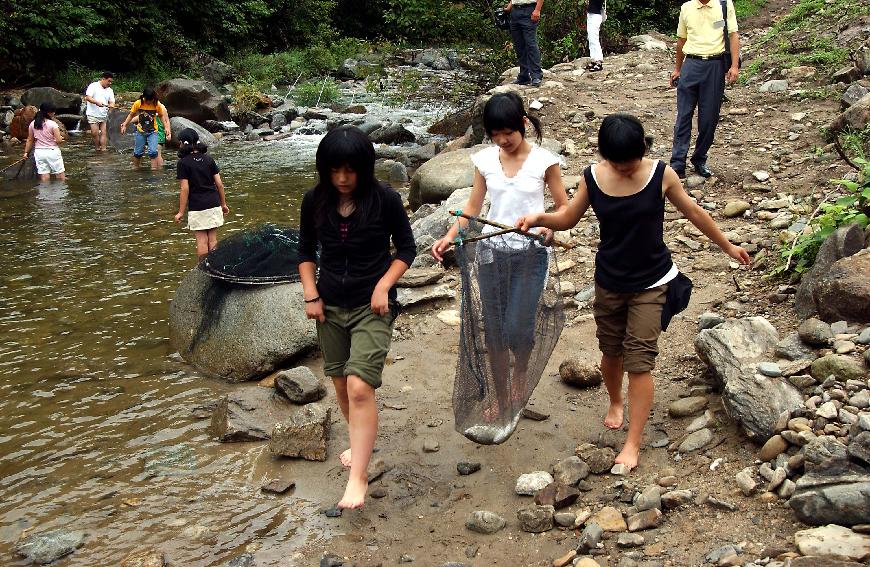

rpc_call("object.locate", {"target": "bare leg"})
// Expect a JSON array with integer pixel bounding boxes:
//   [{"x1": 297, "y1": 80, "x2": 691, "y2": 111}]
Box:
[
  {"x1": 331, "y1": 377, "x2": 352, "y2": 467},
  {"x1": 55, "y1": 172, "x2": 66, "y2": 181},
  {"x1": 99, "y1": 123, "x2": 108, "y2": 151},
  {"x1": 132, "y1": 156, "x2": 141, "y2": 169},
  {"x1": 207, "y1": 228, "x2": 218, "y2": 251},
  {"x1": 149, "y1": 156, "x2": 159, "y2": 170},
  {"x1": 338, "y1": 374, "x2": 377, "y2": 509},
  {"x1": 602, "y1": 353, "x2": 625, "y2": 429},
  {"x1": 615, "y1": 371, "x2": 654, "y2": 471},
  {"x1": 38, "y1": 173, "x2": 50, "y2": 182},
  {"x1": 194, "y1": 230, "x2": 209, "y2": 260},
  {"x1": 157, "y1": 147, "x2": 164, "y2": 168},
  {"x1": 89, "y1": 123, "x2": 100, "y2": 150}
]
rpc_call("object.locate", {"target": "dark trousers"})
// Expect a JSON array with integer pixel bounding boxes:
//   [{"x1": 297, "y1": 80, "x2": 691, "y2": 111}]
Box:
[
  {"x1": 509, "y1": 4, "x2": 542, "y2": 82},
  {"x1": 670, "y1": 57, "x2": 726, "y2": 173}
]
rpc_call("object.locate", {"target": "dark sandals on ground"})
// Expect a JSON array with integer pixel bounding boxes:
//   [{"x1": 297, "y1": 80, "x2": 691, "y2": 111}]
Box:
[{"x1": 585, "y1": 61, "x2": 603, "y2": 72}]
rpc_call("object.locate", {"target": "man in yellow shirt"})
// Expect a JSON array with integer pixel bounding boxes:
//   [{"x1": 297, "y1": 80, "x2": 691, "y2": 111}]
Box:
[{"x1": 669, "y1": 0, "x2": 740, "y2": 179}]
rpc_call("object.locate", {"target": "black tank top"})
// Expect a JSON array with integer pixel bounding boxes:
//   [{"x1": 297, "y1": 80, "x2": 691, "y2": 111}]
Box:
[
  {"x1": 588, "y1": 0, "x2": 604, "y2": 14},
  {"x1": 585, "y1": 160, "x2": 673, "y2": 293}
]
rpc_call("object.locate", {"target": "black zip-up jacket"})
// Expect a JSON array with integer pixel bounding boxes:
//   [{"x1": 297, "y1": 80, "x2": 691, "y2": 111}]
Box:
[{"x1": 297, "y1": 184, "x2": 416, "y2": 309}]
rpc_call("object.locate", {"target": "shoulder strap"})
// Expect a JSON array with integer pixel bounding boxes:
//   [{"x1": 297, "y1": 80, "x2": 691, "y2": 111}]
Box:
[{"x1": 720, "y1": 0, "x2": 729, "y2": 39}]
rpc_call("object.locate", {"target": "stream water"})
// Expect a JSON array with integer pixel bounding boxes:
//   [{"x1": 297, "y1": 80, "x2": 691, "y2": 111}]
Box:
[{"x1": 0, "y1": 98, "x2": 448, "y2": 565}]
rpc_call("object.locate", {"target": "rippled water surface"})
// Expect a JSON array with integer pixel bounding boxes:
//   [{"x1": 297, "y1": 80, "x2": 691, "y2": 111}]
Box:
[{"x1": 0, "y1": 124, "x2": 430, "y2": 565}]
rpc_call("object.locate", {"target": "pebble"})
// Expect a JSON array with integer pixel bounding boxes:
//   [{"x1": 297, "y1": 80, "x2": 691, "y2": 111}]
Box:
[
  {"x1": 723, "y1": 200, "x2": 750, "y2": 217},
  {"x1": 553, "y1": 456, "x2": 590, "y2": 485},
  {"x1": 777, "y1": 478, "x2": 796, "y2": 499},
  {"x1": 758, "y1": 434, "x2": 790, "y2": 462},
  {"x1": 856, "y1": 328, "x2": 870, "y2": 345},
  {"x1": 465, "y1": 510, "x2": 506, "y2": 534},
  {"x1": 678, "y1": 428, "x2": 713, "y2": 452},
  {"x1": 552, "y1": 550, "x2": 577, "y2": 567},
  {"x1": 753, "y1": 170, "x2": 770, "y2": 182},
  {"x1": 686, "y1": 410, "x2": 714, "y2": 434},
  {"x1": 626, "y1": 508, "x2": 662, "y2": 531},
  {"x1": 699, "y1": 312, "x2": 725, "y2": 330},
  {"x1": 767, "y1": 467, "x2": 787, "y2": 491},
  {"x1": 757, "y1": 362, "x2": 782, "y2": 377},
  {"x1": 324, "y1": 506, "x2": 342, "y2": 517},
  {"x1": 423, "y1": 438, "x2": 440, "y2": 452},
  {"x1": 798, "y1": 318, "x2": 833, "y2": 347},
  {"x1": 457, "y1": 462, "x2": 481, "y2": 476},
  {"x1": 578, "y1": 521, "x2": 604, "y2": 551},
  {"x1": 611, "y1": 463, "x2": 630, "y2": 476},
  {"x1": 590, "y1": 506, "x2": 627, "y2": 532},
  {"x1": 835, "y1": 340, "x2": 856, "y2": 354},
  {"x1": 658, "y1": 475, "x2": 678, "y2": 487},
  {"x1": 517, "y1": 504, "x2": 555, "y2": 533},
  {"x1": 816, "y1": 401, "x2": 839, "y2": 419},
  {"x1": 583, "y1": 447, "x2": 617, "y2": 474},
  {"x1": 634, "y1": 485, "x2": 662, "y2": 512},
  {"x1": 669, "y1": 396, "x2": 709, "y2": 417},
  {"x1": 516, "y1": 471, "x2": 554, "y2": 495},
  {"x1": 261, "y1": 479, "x2": 295, "y2": 494},
  {"x1": 735, "y1": 468, "x2": 757, "y2": 496},
  {"x1": 554, "y1": 511, "x2": 577, "y2": 527},
  {"x1": 661, "y1": 489, "x2": 693, "y2": 509},
  {"x1": 617, "y1": 533, "x2": 646, "y2": 548}
]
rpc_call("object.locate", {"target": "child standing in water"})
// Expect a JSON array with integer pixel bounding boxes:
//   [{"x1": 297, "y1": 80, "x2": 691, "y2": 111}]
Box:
[
  {"x1": 23, "y1": 103, "x2": 66, "y2": 181},
  {"x1": 120, "y1": 87, "x2": 171, "y2": 170},
  {"x1": 431, "y1": 92, "x2": 568, "y2": 424},
  {"x1": 298, "y1": 125, "x2": 415, "y2": 509},
  {"x1": 517, "y1": 113, "x2": 749, "y2": 470},
  {"x1": 174, "y1": 129, "x2": 228, "y2": 259}
]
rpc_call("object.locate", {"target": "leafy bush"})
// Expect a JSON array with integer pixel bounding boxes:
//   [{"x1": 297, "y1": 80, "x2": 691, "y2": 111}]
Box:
[
  {"x1": 776, "y1": 130, "x2": 870, "y2": 274},
  {"x1": 232, "y1": 80, "x2": 265, "y2": 114},
  {"x1": 293, "y1": 79, "x2": 340, "y2": 106}
]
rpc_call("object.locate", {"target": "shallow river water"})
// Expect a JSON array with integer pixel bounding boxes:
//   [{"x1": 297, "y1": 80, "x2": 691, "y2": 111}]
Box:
[{"x1": 0, "y1": 108, "x2": 440, "y2": 565}]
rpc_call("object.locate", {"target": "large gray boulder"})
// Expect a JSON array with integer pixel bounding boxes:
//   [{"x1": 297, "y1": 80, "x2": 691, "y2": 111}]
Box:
[
  {"x1": 169, "y1": 116, "x2": 218, "y2": 148},
  {"x1": 694, "y1": 317, "x2": 779, "y2": 390},
  {"x1": 814, "y1": 250, "x2": 870, "y2": 324},
  {"x1": 210, "y1": 387, "x2": 299, "y2": 442},
  {"x1": 409, "y1": 145, "x2": 487, "y2": 209},
  {"x1": 156, "y1": 79, "x2": 231, "y2": 123},
  {"x1": 201, "y1": 59, "x2": 236, "y2": 86},
  {"x1": 21, "y1": 87, "x2": 81, "y2": 114},
  {"x1": 789, "y1": 460, "x2": 870, "y2": 526},
  {"x1": 169, "y1": 269, "x2": 317, "y2": 382},
  {"x1": 695, "y1": 317, "x2": 802, "y2": 442},
  {"x1": 795, "y1": 224, "x2": 865, "y2": 319}
]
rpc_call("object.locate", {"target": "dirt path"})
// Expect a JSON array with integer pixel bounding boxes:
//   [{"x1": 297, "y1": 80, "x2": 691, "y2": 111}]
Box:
[{"x1": 289, "y1": 8, "x2": 858, "y2": 567}]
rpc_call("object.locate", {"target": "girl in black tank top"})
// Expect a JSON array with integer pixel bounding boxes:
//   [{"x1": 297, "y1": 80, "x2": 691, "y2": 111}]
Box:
[{"x1": 516, "y1": 113, "x2": 750, "y2": 472}]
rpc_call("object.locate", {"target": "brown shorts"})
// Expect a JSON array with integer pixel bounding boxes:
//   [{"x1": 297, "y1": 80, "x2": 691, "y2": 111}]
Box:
[{"x1": 592, "y1": 282, "x2": 668, "y2": 373}]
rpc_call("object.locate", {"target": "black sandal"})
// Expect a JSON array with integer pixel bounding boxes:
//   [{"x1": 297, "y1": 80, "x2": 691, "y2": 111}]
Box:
[{"x1": 589, "y1": 61, "x2": 603, "y2": 72}]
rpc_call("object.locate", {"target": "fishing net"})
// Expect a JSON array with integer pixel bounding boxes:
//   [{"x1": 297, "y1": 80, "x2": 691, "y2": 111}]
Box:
[
  {"x1": 107, "y1": 108, "x2": 136, "y2": 152},
  {"x1": 200, "y1": 224, "x2": 303, "y2": 284},
  {"x1": 452, "y1": 214, "x2": 566, "y2": 444}
]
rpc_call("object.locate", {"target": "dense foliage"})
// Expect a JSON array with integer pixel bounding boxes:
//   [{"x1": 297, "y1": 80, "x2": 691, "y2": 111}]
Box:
[{"x1": 1, "y1": 0, "x2": 695, "y2": 87}]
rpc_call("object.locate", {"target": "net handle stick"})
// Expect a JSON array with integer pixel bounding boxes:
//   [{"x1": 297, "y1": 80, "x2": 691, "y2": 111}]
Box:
[
  {"x1": 0, "y1": 157, "x2": 25, "y2": 174},
  {"x1": 450, "y1": 210, "x2": 573, "y2": 250}
]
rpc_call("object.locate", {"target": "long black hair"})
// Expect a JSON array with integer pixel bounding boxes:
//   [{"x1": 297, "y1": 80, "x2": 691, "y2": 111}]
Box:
[
  {"x1": 312, "y1": 125, "x2": 382, "y2": 226},
  {"x1": 598, "y1": 113, "x2": 654, "y2": 163},
  {"x1": 140, "y1": 87, "x2": 158, "y2": 103},
  {"x1": 483, "y1": 91, "x2": 543, "y2": 143},
  {"x1": 177, "y1": 128, "x2": 208, "y2": 158},
  {"x1": 34, "y1": 102, "x2": 56, "y2": 130}
]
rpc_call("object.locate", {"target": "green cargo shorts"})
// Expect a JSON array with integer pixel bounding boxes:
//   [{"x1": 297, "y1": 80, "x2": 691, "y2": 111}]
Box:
[{"x1": 316, "y1": 303, "x2": 397, "y2": 388}]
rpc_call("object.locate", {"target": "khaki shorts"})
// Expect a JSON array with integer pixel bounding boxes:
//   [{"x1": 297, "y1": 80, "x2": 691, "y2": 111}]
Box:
[
  {"x1": 86, "y1": 114, "x2": 107, "y2": 124},
  {"x1": 593, "y1": 282, "x2": 668, "y2": 373},
  {"x1": 317, "y1": 303, "x2": 397, "y2": 388}
]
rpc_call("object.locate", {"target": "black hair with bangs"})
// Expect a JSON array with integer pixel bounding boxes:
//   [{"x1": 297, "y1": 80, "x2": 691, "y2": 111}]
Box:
[
  {"x1": 482, "y1": 91, "x2": 542, "y2": 143},
  {"x1": 598, "y1": 113, "x2": 654, "y2": 163},
  {"x1": 313, "y1": 125, "x2": 383, "y2": 226}
]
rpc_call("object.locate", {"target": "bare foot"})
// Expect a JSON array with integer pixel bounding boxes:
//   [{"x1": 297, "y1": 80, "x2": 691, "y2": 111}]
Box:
[
  {"x1": 339, "y1": 448, "x2": 352, "y2": 468},
  {"x1": 337, "y1": 476, "x2": 368, "y2": 510},
  {"x1": 615, "y1": 443, "x2": 640, "y2": 471},
  {"x1": 604, "y1": 402, "x2": 624, "y2": 430}
]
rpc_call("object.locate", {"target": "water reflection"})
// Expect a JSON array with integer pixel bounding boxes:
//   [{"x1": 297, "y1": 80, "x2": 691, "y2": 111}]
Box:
[{"x1": 0, "y1": 134, "x2": 342, "y2": 565}]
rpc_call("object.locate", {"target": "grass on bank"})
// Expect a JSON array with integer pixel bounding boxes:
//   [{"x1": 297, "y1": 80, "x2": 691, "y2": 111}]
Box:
[
  {"x1": 733, "y1": 0, "x2": 766, "y2": 19},
  {"x1": 54, "y1": 62, "x2": 185, "y2": 95}
]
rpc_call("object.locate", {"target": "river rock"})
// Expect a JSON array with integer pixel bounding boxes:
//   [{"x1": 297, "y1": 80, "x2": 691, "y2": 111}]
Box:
[
  {"x1": 669, "y1": 396, "x2": 708, "y2": 417},
  {"x1": 275, "y1": 367, "x2": 326, "y2": 403},
  {"x1": 630, "y1": 34, "x2": 667, "y2": 51},
  {"x1": 794, "y1": 524, "x2": 870, "y2": 561},
  {"x1": 723, "y1": 200, "x2": 750, "y2": 217},
  {"x1": 799, "y1": 318, "x2": 834, "y2": 347},
  {"x1": 698, "y1": 312, "x2": 725, "y2": 330},
  {"x1": 428, "y1": 106, "x2": 472, "y2": 137},
  {"x1": 590, "y1": 506, "x2": 627, "y2": 532},
  {"x1": 369, "y1": 123, "x2": 415, "y2": 144},
  {"x1": 627, "y1": 508, "x2": 662, "y2": 532},
  {"x1": 156, "y1": 79, "x2": 231, "y2": 123},
  {"x1": 695, "y1": 316, "x2": 779, "y2": 389},
  {"x1": 21, "y1": 87, "x2": 81, "y2": 114},
  {"x1": 661, "y1": 489, "x2": 693, "y2": 509},
  {"x1": 585, "y1": 447, "x2": 616, "y2": 474},
  {"x1": 465, "y1": 510, "x2": 506, "y2": 534},
  {"x1": 559, "y1": 359, "x2": 603, "y2": 388},
  {"x1": 535, "y1": 482, "x2": 580, "y2": 509},
  {"x1": 760, "y1": 80, "x2": 788, "y2": 92},
  {"x1": 223, "y1": 554, "x2": 255, "y2": 567},
  {"x1": 9, "y1": 105, "x2": 36, "y2": 140},
  {"x1": 516, "y1": 471, "x2": 553, "y2": 495},
  {"x1": 775, "y1": 332, "x2": 817, "y2": 360},
  {"x1": 409, "y1": 187, "x2": 490, "y2": 254},
  {"x1": 201, "y1": 59, "x2": 236, "y2": 86},
  {"x1": 796, "y1": 224, "x2": 865, "y2": 319},
  {"x1": 577, "y1": 522, "x2": 603, "y2": 551},
  {"x1": 121, "y1": 549, "x2": 165, "y2": 567},
  {"x1": 843, "y1": 84, "x2": 870, "y2": 108},
  {"x1": 849, "y1": 432, "x2": 870, "y2": 465},
  {"x1": 789, "y1": 460, "x2": 870, "y2": 526},
  {"x1": 678, "y1": 428, "x2": 713, "y2": 452},
  {"x1": 210, "y1": 387, "x2": 298, "y2": 442},
  {"x1": 409, "y1": 145, "x2": 486, "y2": 208},
  {"x1": 517, "y1": 504, "x2": 554, "y2": 533},
  {"x1": 169, "y1": 269, "x2": 317, "y2": 382},
  {"x1": 617, "y1": 533, "x2": 645, "y2": 548},
  {"x1": 759, "y1": 434, "x2": 790, "y2": 462},
  {"x1": 553, "y1": 456, "x2": 590, "y2": 486},
  {"x1": 634, "y1": 485, "x2": 662, "y2": 512},
  {"x1": 398, "y1": 267, "x2": 445, "y2": 288},
  {"x1": 736, "y1": 468, "x2": 758, "y2": 495},
  {"x1": 396, "y1": 283, "x2": 455, "y2": 307},
  {"x1": 268, "y1": 403, "x2": 331, "y2": 461},
  {"x1": 810, "y1": 354, "x2": 866, "y2": 382},
  {"x1": 14, "y1": 528, "x2": 85, "y2": 565},
  {"x1": 169, "y1": 117, "x2": 218, "y2": 148},
  {"x1": 815, "y1": 250, "x2": 870, "y2": 324}
]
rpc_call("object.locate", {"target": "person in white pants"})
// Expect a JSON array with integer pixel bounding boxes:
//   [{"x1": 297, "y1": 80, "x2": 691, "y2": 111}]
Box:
[{"x1": 586, "y1": 0, "x2": 605, "y2": 71}]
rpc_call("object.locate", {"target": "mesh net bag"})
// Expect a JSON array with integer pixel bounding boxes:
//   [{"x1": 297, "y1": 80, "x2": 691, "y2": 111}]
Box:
[
  {"x1": 452, "y1": 216, "x2": 566, "y2": 444},
  {"x1": 200, "y1": 224, "x2": 303, "y2": 284}
]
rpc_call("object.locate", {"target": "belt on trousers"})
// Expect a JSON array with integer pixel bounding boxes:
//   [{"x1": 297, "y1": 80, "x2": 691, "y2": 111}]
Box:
[{"x1": 685, "y1": 53, "x2": 725, "y2": 60}]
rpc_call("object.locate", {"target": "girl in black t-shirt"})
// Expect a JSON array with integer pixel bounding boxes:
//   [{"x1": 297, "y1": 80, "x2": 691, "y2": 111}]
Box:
[{"x1": 174, "y1": 128, "x2": 229, "y2": 259}]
